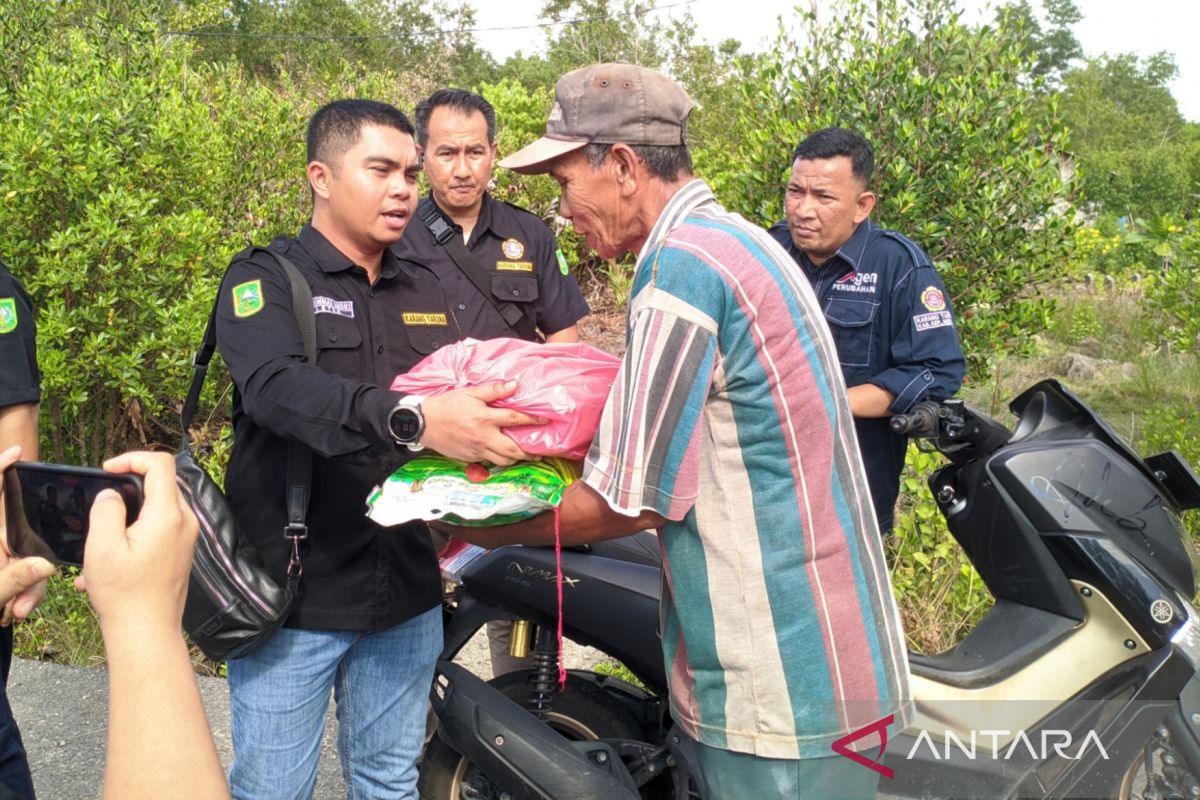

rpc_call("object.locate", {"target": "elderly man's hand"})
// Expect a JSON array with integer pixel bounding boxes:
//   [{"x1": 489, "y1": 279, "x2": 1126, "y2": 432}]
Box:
[
  {"x1": 0, "y1": 445, "x2": 54, "y2": 624},
  {"x1": 421, "y1": 381, "x2": 545, "y2": 466},
  {"x1": 76, "y1": 452, "x2": 199, "y2": 635}
]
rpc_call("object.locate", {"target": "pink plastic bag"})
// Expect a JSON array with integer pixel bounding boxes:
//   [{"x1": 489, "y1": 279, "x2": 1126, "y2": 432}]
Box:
[{"x1": 389, "y1": 338, "x2": 620, "y2": 460}]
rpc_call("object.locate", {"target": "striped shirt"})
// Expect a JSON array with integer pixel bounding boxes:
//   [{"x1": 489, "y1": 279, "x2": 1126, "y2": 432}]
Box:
[{"x1": 582, "y1": 180, "x2": 912, "y2": 759}]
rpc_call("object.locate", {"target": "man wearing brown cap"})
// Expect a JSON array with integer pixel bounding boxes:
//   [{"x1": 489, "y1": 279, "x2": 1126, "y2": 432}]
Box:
[{"x1": 436, "y1": 64, "x2": 912, "y2": 797}]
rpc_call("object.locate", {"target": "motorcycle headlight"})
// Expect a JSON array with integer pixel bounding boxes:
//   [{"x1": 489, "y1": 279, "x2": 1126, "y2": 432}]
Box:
[{"x1": 1171, "y1": 595, "x2": 1200, "y2": 671}]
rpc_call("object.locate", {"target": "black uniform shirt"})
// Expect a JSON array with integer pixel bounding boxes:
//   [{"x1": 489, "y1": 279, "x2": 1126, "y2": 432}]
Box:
[
  {"x1": 214, "y1": 225, "x2": 447, "y2": 631},
  {"x1": 392, "y1": 193, "x2": 590, "y2": 339},
  {"x1": 0, "y1": 263, "x2": 39, "y2": 409},
  {"x1": 770, "y1": 219, "x2": 966, "y2": 530},
  {"x1": 0, "y1": 261, "x2": 39, "y2": 790}
]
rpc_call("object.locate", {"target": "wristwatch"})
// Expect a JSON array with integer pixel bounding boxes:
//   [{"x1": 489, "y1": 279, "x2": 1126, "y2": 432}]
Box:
[{"x1": 387, "y1": 395, "x2": 426, "y2": 451}]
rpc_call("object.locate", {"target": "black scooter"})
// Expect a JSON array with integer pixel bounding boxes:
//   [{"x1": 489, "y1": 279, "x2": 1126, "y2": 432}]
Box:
[
  {"x1": 421, "y1": 380, "x2": 1200, "y2": 800},
  {"x1": 419, "y1": 529, "x2": 689, "y2": 799}
]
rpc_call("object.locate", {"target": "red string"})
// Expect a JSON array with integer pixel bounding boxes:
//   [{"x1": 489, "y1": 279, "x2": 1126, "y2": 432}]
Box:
[{"x1": 553, "y1": 505, "x2": 566, "y2": 691}]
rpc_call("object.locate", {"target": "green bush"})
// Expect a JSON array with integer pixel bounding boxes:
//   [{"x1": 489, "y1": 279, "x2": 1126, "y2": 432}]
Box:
[
  {"x1": 0, "y1": 4, "x2": 433, "y2": 465},
  {"x1": 889, "y1": 446, "x2": 991, "y2": 654},
  {"x1": 1140, "y1": 221, "x2": 1200, "y2": 354},
  {"x1": 1072, "y1": 216, "x2": 1199, "y2": 355},
  {"x1": 0, "y1": 8, "x2": 304, "y2": 463},
  {"x1": 1136, "y1": 399, "x2": 1200, "y2": 540}
]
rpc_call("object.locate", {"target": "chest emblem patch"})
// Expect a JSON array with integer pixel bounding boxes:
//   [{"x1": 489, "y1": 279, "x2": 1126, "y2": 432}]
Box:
[
  {"x1": 232, "y1": 280, "x2": 264, "y2": 318},
  {"x1": 313, "y1": 296, "x2": 355, "y2": 318},
  {"x1": 402, "y1": 312, "x2": 448, "y2": 326},
  {"x1": 921, "y1": 286, "x2": 946, "y2": 312},
  {"x1": 502, "y1": 238, "x2": 525, "y2": 259},
  {"x1": 0, "y1": 298, "x2": 17, "y2": 334},
  {"x1": 832, "y1": 271, "x2": 878, "y2": 293}
]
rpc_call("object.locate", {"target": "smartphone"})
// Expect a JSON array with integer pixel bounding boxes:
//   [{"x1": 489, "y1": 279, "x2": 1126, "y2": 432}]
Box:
[{"x1": 3, "y1": 461, "x2": 144, "y2": 566}]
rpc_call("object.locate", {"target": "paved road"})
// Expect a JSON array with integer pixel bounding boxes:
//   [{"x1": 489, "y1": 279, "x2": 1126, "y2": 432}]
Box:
[{"x1": 8, "y1": 631, "x2": 602, "y2": 799}]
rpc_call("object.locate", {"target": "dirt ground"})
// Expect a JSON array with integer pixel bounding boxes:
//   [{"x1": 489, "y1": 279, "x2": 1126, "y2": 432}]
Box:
[
  {"x1": 577, "y1": 310, "x2": 626, "y2": 356},
  {"x1": 573, "y1": 263, "x2": 627, "y2": 357}
]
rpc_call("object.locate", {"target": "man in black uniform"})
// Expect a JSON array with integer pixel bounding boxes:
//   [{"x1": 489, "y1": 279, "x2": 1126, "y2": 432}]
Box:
[
  {"x1": 770, "y1": 128, "x2": 966, "y2": 532},
  {"x1": 216, "y1": 100, "x2": 544, "y2": 800},
  {"x1": 395, "y1": 88, "x2": 591, "y2": 676},
  {"x1": 0, "y1": 259, "x2": 44, "y2": 800},
  {"x1": 394, "y1": 88, "x2": 590, "y2": 344}
]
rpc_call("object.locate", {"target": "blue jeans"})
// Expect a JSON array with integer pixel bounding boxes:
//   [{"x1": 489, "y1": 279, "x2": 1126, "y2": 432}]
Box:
[{"x1": 227, "y1": 607, "x2": 442, "y2": 800}]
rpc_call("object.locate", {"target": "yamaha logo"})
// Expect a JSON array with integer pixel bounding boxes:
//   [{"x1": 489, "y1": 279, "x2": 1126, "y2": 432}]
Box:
[{"x1": 1151, "y1": 599, "x2": 1174, "y2": 624}]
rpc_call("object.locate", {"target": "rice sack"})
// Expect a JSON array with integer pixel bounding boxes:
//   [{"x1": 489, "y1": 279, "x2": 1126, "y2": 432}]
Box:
[{"x1": 367, "y1": 456, "x2": 578, "y2": 528}]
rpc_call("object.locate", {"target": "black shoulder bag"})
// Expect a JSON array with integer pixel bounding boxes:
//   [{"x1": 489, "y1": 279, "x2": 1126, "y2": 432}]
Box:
[
  {"x1": 177, "y1": 248, "x2": 316, "y2": 662},
  {"x1": 417, "y1": 202, "x2": 541, "y2": 341}
]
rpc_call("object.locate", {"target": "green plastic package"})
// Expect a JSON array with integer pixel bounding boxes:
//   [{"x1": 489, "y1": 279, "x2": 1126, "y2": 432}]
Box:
[{"x1": 366, "y1": 456, "x2": 579, "y2": 528}]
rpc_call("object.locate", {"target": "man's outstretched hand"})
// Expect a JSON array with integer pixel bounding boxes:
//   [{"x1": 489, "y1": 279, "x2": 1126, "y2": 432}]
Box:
[{"x1": 420, "y1": 380, "x2": 545, "y2": 466}]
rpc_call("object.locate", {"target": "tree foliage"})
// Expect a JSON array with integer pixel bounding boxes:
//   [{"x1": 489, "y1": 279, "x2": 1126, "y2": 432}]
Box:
[
  {"x1": 994, "y1": 0, "x2": 1082, "y2": 87},
  {"x1": 727, "y1": 0, "x2": 1077, "y2": 378},
  {"x1": 497, "y1": 0, "x2": 751, "y2": 148},
  {"x1": 178, "y1": 0, "x2": 491, "y2": 86},
  {"x1": 1060, "y1": 53, "x2": 1199, "y2": 218},
  {"x1": 0, "y1": 2, "x2": 329, "y2": 462}
]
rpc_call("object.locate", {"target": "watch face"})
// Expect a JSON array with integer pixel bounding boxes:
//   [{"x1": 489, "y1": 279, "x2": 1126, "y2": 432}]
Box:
[{"x1": 390, "y1": 408, "x2": 421, "y2": 443}]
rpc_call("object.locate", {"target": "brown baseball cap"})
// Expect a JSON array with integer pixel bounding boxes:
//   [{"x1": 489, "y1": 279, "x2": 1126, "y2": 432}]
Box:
[{"x1": 499, "y1": 63, "x2": 695, "y2": 174}]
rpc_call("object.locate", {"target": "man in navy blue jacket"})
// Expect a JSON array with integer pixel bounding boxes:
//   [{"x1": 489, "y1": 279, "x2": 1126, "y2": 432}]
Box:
[{"x1": 770, "y1": 128, "x2": 966, "y2": 532}]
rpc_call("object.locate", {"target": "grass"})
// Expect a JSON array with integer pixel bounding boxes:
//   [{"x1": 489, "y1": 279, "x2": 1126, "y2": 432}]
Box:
[
  {"x1": 13, "y1": 570, "x2": 103, "y2": 666},
  {"x1": 962, "y1": 287, "x2": 1199, "y2": 471}
]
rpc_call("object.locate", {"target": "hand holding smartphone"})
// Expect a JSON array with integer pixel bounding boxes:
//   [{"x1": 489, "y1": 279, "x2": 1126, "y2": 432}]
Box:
[{"x1": 3, "y1": 461, "x2": 144, "y2": 567}]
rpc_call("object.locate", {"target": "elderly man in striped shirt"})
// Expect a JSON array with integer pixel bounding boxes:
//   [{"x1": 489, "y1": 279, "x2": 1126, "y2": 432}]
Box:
[{"x1": 436, "y1": 63, "x2": 912, "y2": 798}]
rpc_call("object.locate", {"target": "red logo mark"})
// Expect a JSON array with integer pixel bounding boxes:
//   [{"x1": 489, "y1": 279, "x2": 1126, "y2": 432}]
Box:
[
  {"x1": 831, "y1": 714, "x2": 894, "y2": 779},
  {"x1": 464, "y1": 462, "x2": 490, "y2": 483}
]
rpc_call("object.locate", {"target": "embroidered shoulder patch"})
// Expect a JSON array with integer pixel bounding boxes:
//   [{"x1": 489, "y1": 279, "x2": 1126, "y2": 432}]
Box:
[
  {"x1": 920, "y1": 286, "x2": 946, "y2": 312},
  {"x1": 555, "y1": 248, "x2": 570, "y2": 275},
  {"x1": 0, "y1": 298, "x2": 17, "y2": 334},
  {"x1": 232, "y1": 280, "x2": 264, "y2": 318}
]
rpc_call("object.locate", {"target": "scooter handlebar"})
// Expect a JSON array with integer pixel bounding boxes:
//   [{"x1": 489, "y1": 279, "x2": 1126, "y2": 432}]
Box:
[{"x1": 891, "y1": 400, "x2": 944, "y2": 437}]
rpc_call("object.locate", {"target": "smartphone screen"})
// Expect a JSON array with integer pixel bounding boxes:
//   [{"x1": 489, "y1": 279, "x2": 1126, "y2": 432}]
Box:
[{"x1": 3, "y1": 462, "x2": 143, "y2": 566}]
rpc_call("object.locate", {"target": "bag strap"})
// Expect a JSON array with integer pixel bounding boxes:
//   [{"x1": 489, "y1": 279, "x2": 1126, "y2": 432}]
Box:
[
  {"x1": 180, "y1": 243, "x2": 317, "y2": 581},
  {"x1": 274, "y1": 253, "x2": 315, "y2": 582},
  {"x1": 416, "y1": 201, "x2": 540, "y2": 341}
]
